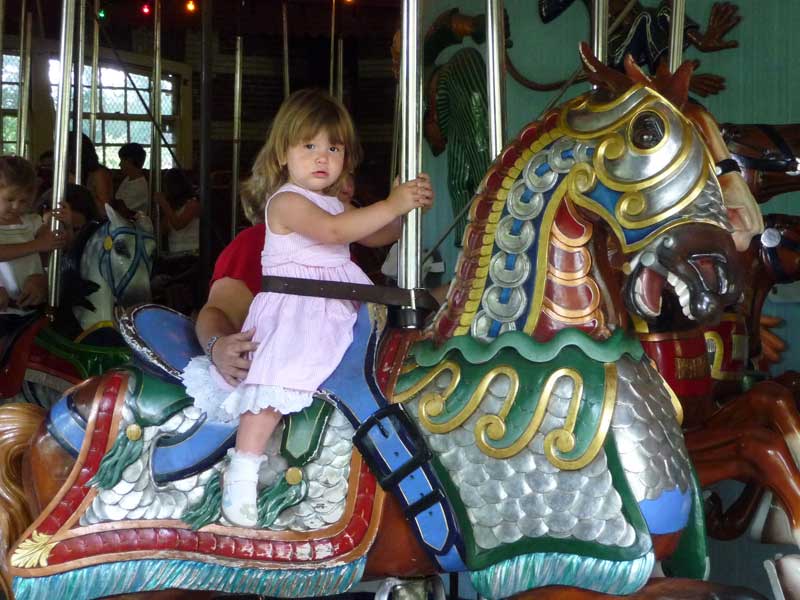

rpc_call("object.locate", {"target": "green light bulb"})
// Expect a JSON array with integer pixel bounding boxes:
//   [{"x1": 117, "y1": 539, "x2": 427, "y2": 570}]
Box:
[{"x1": 97, "y1": 8, "x2": 106, "y2": 19}]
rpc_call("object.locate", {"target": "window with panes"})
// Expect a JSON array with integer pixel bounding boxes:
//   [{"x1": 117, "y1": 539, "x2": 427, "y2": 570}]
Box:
[{"x1": 0, "y1": 53, "x2": 178, "y2": 169}]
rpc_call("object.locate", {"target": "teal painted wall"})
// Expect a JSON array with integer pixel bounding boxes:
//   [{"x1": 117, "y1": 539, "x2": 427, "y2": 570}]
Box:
[{"x1": 419, "y1": 2, "x2": 800, "y2": 596}]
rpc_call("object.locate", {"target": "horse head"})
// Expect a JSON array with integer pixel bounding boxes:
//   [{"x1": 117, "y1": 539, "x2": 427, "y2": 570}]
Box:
[
  {"x1": 76, "y1": 205, "x2": 155, "y2": 330},
  {"x1": 433, "y1": 44, "x2": 744, "y2": 346}
]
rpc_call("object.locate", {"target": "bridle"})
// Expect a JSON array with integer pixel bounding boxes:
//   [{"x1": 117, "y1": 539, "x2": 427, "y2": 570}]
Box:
[
  {"x1": 761, "y1": 220, "x2": 800, "y2": 284},
  {"x1": 97, "y1": 221, "x2": 155, "y2": 300}
]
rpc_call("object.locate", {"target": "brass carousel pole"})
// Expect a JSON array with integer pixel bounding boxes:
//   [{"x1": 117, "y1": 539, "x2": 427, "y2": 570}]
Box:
[
  {"x1": 17, "y1": 2, "x2": 32, "y2": 158},
  {"x1": 397, "y1": 0, "x2": 422, "y2": 327},
  {"x1": 281, "y1": 0, "x2": 289, "y2": 98},
  {"x1": 591, "y1": 0, "x2": 608, "y2": 74},
  {"x1": 151, "y1": 0, "x2": 162, "y2": 228},
  {"x1": 88, "y1": 0, "x2": 99, "y2": 140},
  {"x1": 0, "y1": 0, "x2": 4, "y2": 130},
  {"x1": 231, "y1": 3, "x2": 243, "y2": 239},
  {"x1": 73, "y1": 0, "x2": 85, "y2": 183},
  {"x1": 485, "y1": 0, "x2": 506, "y2": 158},
  {"x1": 668, "y1": 0, "x2": 686, "y2": 72},
  {"x1": 328, "y1": 0, "x2": 335, "y2": 95},
  {"x1": 199, "y1": 0, "x2": 213, "y2": 289},
  {"x1": 336, "y1": 36, "x2": 343, "y2": 102},
  {"x1": 48, "y1": 0, "x2": 77, "y2": 312}
]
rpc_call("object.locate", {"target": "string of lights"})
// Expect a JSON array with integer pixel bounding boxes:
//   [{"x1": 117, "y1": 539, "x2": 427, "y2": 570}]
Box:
[{"x1": 96, "y1": 0, "x2": 197, "y2": 20}]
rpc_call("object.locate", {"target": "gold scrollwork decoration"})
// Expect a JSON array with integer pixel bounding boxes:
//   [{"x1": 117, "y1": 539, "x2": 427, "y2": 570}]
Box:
[
  {"x1": 11, "y1": 531, "x2": 57, "y2": 569},
  {"x1": 423, "y1": 366, "x2": 519, "y2": 435},
  {"x1": 392, "y1": 360, "x2": 461, "y2": 408},
  {"x1": 567, "y1": 162, "x2": 598, "y2": 197},
  {"x1": 544, "y1": 364, "x2": 617, "y2": 471},
  {"x1": 617, "y1": 191, "x2": 647, "y2": 221}
]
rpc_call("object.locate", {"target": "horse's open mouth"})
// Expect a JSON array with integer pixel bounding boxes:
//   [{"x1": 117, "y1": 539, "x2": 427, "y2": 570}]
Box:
[
  {"x1": 632, "y1": 266, "x2": 665, "y2": 318},
  {"x1": 628, "y1": 235, "x2": 738, "y2": 325}
]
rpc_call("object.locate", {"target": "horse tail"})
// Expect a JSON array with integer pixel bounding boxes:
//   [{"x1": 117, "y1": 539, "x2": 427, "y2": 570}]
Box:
[{"x1": 0, "y1": 403, "x2": 45, "y2": 563}]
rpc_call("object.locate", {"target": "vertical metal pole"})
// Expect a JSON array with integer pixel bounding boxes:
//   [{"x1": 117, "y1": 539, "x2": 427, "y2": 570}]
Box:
[
  {"x1": 199, "y1": 0, "x2": 213, "y2": 290},
  {"x1": 389, "y1": 82, "x2": 400, "y2": 185},
  {"x1": 0, "y1": 0, "x2": 5, "y2": 141},
  {"x1": 18, "y1": 8, "x2": 32, "y2": 158},
  {"x1": 485, "y1": 0, "x2": 506, "y2": 158},
  {"x1": 73, "y1": 0, "x2": 85, "y2": 183},
  {"x1": 668, "y1": 0, "x2": 686, "y2": 72},
  {"x1": 15, "y1": 0, "x2": 26, "y2": 155},
  {"x1": 231, "y1": 33, "x2": 243, "y2": 239},
  {"x1": 591, "y1": 0, "x2": 608, "y2": 74},
  {"x1": 328, "y1": 0, "x2": 335, "y2": 95},
  {"x1": 398, "y1": 0, "x2": 421, "y2": 302},
  {"x1": 48, "y1": 0, "x2": 77, "y2": 312},
  {"x1": 88, "y1": 0, "x2": 99, "y2": 140},
  {"x1": 151, "y1": 0, "x2": 162, "y2": 197},
  {"x1": 336, "y1": 37, "x2": 343, "y2": 101},
  {"x1": 281, "y1": 0, "x2": 289, "y2": 98}
]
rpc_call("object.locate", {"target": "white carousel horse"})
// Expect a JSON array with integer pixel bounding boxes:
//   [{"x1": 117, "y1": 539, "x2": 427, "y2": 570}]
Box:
[{"x1": 72, "y1": 204, "x2": 156, "y2": 333}]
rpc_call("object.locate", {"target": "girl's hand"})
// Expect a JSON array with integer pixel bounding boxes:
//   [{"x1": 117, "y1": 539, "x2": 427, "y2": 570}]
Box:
[
  {"x1": 47, "y1": 206, "x2": 73, "y2": 227},
  {"x1": 210, "y1": 328, "x2": 259, "y2": 386},
  {"x1": 387, "y1": 173, "x2": 434, "y2": 216},
  {"x1": 34, "y1": 226, "x2": 67, "y2": 252},
  {"x1": 0, "y1": 287, "x2": 9, "y2": 311}
]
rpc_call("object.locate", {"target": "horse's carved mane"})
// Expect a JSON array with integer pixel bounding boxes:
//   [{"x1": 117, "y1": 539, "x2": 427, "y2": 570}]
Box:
[{"x1": 578, "y1": 41, "x2": 694, "y2": 109}]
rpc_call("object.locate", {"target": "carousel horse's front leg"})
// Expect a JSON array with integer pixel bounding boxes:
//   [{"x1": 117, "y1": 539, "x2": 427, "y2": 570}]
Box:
[
  {"x1": 705, "y1": 482, "x2": 766, "y2": 540},
  {"x1": 703, "y1": 381, "x2": 800, "y2": 468},
  {"x1": 686, "y1": 425, "x2": 800, "y2": 545}
]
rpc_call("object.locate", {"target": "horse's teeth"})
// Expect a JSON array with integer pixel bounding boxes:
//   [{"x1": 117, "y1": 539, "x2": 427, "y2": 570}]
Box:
[
  {"x1": 674, "y1": 281, "x2": 688, "y2": 296},
  {"x1": 666, "y1": 272, "x2": 679, "y2": 286}
]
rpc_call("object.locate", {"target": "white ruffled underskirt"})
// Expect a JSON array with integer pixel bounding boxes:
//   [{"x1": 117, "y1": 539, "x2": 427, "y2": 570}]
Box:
[{"x1": 181, "y1": 356, "x2": 316, "y2": 423}]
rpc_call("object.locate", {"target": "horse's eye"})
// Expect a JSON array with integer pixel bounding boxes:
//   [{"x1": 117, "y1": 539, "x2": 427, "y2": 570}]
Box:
[
  {"x1": 631, "y1": 111, "x2": 666, "y2": 150},
  {"x1": 113, "y1": 240, "x2": 131, "y2": 258}
]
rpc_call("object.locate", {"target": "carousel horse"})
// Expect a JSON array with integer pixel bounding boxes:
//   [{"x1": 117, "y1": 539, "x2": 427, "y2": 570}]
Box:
[
  {"x1": 0, "y1": 205, "x2": 155, "y2": 406},
  {"x1": 0, "y1": 45, "x2": 763, "y2": 600}
]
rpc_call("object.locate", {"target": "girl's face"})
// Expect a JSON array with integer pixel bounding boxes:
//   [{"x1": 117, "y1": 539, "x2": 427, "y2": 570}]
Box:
[
  {"x1": 0, "y1": 186, "x2": 30, "y2": 225},
  {"x1": 284, "y1": 130, "x2": 345, "y2": 193}
]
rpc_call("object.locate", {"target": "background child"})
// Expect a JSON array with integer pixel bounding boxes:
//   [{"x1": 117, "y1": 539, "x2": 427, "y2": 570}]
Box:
[
  {"x1": 115, "y1": 142, "x2": 150, "y2": 216},
  {"x1": 0, "y1": 156, "x2": 69, "y2": 314},
  {"x1": 182, "y1": 89, "x2": 433, "y2": 527}
]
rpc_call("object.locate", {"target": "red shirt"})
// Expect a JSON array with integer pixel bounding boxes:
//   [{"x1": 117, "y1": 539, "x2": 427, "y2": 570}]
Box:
[{"x1": 211, "y1": 223, "x2": 265, "y2": 296}]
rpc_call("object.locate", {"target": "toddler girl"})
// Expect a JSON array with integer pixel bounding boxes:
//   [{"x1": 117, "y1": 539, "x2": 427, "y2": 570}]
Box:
[{"x1": 183, "y1": 89, "x2": 433, "y2": 527}]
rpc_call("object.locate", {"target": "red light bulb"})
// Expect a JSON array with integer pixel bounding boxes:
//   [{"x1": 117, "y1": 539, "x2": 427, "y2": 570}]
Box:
[{"x1": 141, "y1": 3, "x2": 151, "y2": 15}]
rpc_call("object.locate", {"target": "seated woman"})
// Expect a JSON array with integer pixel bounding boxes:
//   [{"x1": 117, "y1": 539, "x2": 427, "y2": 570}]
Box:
[
  {"x1": 151, "y1": 169, "x2": 202, "y2": 315},
  {"x1": 156, "y1": 169, "x2": 200, "y2": 256}
]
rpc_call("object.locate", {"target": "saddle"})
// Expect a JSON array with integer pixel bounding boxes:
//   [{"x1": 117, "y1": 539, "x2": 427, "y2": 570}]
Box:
[{"x1": 115, "y1": 303, "x2": 466, "y2": 571}]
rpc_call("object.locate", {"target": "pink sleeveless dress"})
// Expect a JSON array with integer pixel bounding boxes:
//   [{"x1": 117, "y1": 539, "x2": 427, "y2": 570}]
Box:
[{"x1": 183, "y1": 183, "x2": 372, "y2": 422}]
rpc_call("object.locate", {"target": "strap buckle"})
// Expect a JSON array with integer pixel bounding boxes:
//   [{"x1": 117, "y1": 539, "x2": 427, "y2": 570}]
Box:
[{"x1": 352, "y1": 403, "x2": 432, "y2": 490}]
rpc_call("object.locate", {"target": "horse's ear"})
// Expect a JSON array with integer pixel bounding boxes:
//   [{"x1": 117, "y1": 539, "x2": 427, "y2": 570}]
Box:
[
  {"x1": 135, "y1": 213, "x2": 155, "y2": 234},
  {"x1": 623, "y1": 54, "x2": 651, "y2": 85},
  {"x1": 578, "y1": 41, "x2": 631, "y2": 95},
  {"x1": 105, "y1": 203, "x2": 127, "y2": 228},
  {"x1": 653, "y1": 59, "x2": 694, "y2": 109}
]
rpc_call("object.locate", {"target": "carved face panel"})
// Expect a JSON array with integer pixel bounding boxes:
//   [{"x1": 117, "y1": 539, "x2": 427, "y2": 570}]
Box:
[{"x1": 557, "y1": 85, "x2": 741, "y2": 325}]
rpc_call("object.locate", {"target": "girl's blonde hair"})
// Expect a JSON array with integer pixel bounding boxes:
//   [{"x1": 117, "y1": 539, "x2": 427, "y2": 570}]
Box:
[{"x1": 242, "y1": 89, "x2": 362, "y2": 224}]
